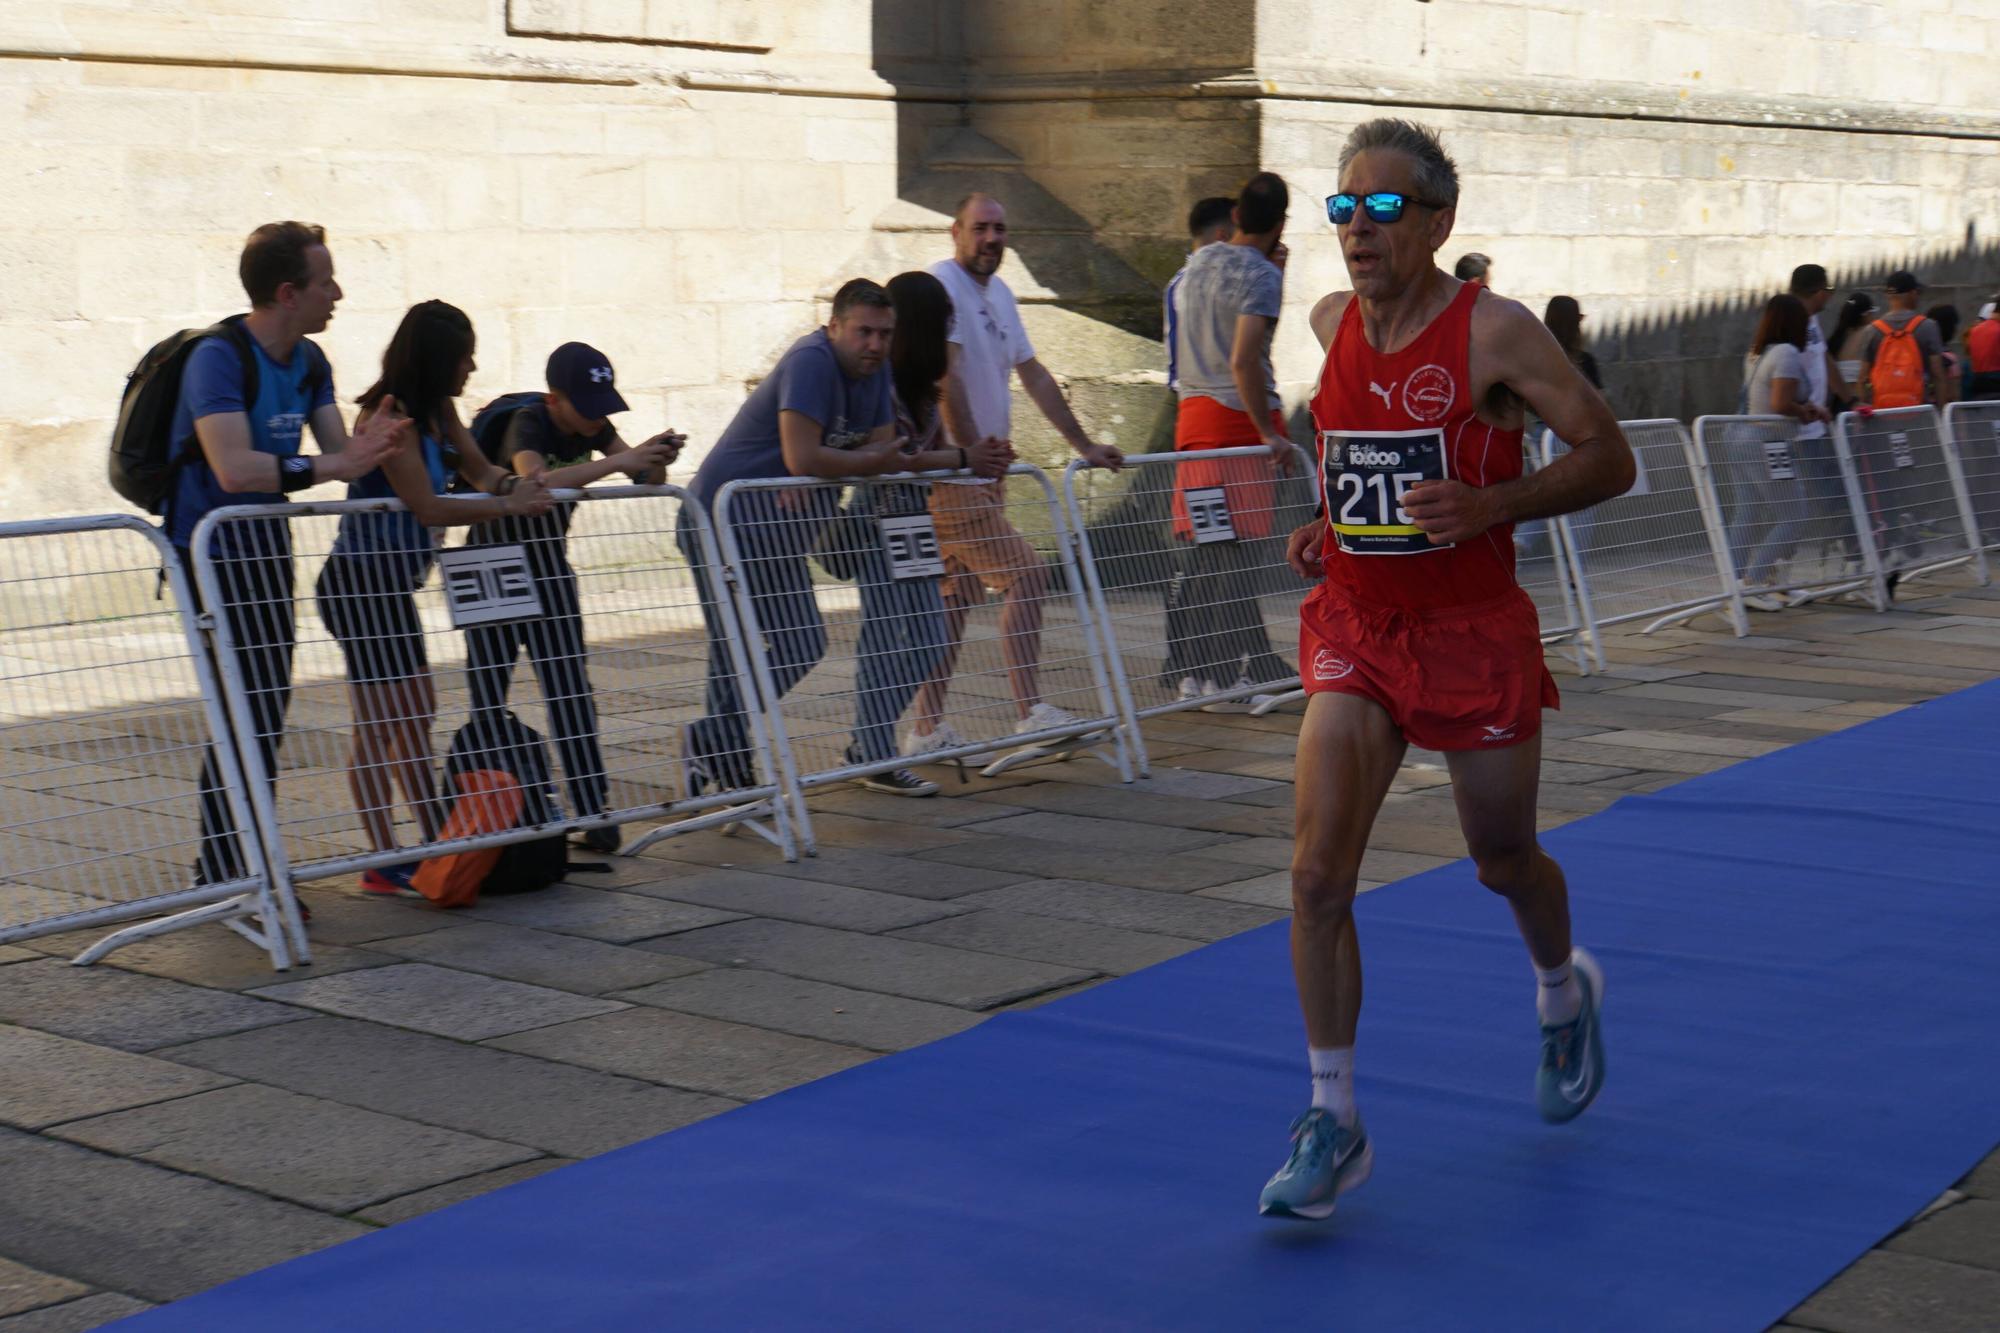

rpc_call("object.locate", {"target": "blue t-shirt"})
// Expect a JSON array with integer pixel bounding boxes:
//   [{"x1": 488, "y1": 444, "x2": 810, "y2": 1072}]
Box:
[
  {"x1": 167, "y1": 332, "x2": 334, "y2": 549},
  {"x1": 329, "y1": 430, "x2": 453, "y2": 588},
  {"x1": 689, "y1": 330, "x2": 892, "y2": 512}
]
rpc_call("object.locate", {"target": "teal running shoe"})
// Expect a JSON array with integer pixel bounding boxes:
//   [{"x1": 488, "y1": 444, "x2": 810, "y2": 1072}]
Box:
[
  {"x1": 1537, "y1": 946, "x2": 1606, "y2": 1123},
  {"x1": 1258, "y1": 1108, "x2": 1372, "y2": 1220}
]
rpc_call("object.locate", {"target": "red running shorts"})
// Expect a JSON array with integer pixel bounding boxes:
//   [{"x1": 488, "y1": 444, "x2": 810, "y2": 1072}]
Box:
[{"x1": 1297, "y1": 585, "x2": 1559, "y2": 751}]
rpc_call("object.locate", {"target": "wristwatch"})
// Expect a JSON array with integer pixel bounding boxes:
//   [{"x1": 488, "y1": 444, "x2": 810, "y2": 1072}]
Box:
[{"x1": 279, "y1": 455, "x2": 315, "y2": 494}]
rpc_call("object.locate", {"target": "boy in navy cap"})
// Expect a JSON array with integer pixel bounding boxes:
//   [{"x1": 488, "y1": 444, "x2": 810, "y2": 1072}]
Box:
[{"x1": 462, "y1": 343, "x2": 681, "y2": 852}]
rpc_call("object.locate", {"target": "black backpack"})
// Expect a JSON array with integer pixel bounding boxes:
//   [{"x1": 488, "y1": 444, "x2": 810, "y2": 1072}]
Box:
[
  {"x1": 108, "y1": 316, "x2": 326, "y2": 514},
  {"x1": 443, "y1": 709, "x2": 605, "y2": 895},
  {"x1": 470, "y1": 391, "x2": 548, "y2": 457}
]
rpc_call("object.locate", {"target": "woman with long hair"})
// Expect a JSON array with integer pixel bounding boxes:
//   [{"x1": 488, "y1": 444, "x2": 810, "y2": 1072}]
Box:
[
  {"x1": 1828, "y1": 291, "x2": 1876, "y2": 411},
  {"x1": 314, "y1": 300, "x2": 553, "y2": 892},
  {"x1": 1733, "y1": 294, "x2": 1840, "y2": 604},
  {"x1": 1542, "y1": 295, "x2": 1602, "y2": 390}
]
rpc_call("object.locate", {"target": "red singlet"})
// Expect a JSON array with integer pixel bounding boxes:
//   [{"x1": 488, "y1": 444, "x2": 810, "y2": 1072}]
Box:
[{"x1": 1298, "y1": 280, "x2": 1557, "y2": 749}]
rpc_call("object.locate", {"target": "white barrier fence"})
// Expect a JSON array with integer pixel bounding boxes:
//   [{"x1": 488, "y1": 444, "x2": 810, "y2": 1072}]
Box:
[
  {"x1": 1834, "y1": 406, "x2": 1989, "y2": 600},
  {"x1": 0, "y1": 516, "x2": 297, "y2": 968},
  {"x1": 189, "y1": 486, "x2": 794, "y2": 909},
  {"x1": 712, "y1": 464, "x2": 1130, "y2": 849},
  {"x1": 1944, "y1": 400, "x2": 2000, "y2": 552},
  {"x1": 1062, "y1": 444, "x2": 1317, "y2": 751},
  {"x1": 26, "y1": 411, "x2": 2000, "y2": 972}
]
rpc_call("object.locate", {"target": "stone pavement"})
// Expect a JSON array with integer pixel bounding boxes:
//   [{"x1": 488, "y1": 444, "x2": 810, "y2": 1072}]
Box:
[{"x1": 2, "y1": 588, "x2": 1999, "y2": 1330}]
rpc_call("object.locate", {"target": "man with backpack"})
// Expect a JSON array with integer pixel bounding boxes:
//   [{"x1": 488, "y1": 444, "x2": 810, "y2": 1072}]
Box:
[
  {"x1": 1861, "y1": 270, "x2": 1948, "y2": 411},
  {"x1": 124, "y1": 221, "x2": 409, "y2": 889},
  {"x1": 461, "y1": 342, "x2": 681, "y2": 854}
]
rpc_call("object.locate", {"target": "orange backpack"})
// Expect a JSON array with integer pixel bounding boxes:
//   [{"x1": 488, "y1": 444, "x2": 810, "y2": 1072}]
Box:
[
  {"x1": 1871, "y1": 316, "x2": 1928, "y2": 409},
  {"x1": 410, "y1": 770, "x2": 525, "y2": 909}
]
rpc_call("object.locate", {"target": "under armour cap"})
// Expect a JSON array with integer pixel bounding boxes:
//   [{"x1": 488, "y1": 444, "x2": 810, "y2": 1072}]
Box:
[
  {"x1": 1885, "y1": 270, "x2": 1922, "y2": 294},
  {"x1": 547, "y1": 341, "x2": 630, "y2": 418}
]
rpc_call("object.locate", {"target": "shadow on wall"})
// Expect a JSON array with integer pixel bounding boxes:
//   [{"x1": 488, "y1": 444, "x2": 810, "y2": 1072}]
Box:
[{"x1": 1594, "y1": 230, "x2": 1998, "y2": 421}]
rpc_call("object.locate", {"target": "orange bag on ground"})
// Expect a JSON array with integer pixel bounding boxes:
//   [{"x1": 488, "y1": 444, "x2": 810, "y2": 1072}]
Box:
[{"x1": 410, "y1": 769, "x2": 524, "y2": 909}]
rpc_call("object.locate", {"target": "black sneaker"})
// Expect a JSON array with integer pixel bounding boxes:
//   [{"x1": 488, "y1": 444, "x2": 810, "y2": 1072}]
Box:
[
  {"x1": 576, "y1": 824, "x2": 622, "y2": 855},
  {"x1": 853, "y1": 768, "x2": 940, "y2": 798}
]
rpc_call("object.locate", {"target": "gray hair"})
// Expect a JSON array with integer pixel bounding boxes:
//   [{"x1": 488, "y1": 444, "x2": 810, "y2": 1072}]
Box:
[{"x1": 1337, "y1": 119, "x2": 1460, "y2": 210}]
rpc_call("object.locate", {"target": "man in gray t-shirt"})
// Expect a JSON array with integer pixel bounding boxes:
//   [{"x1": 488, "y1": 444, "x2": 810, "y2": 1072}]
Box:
[{"x1": 1860, "y1": 270, "x2": 1948, "y2": 410}]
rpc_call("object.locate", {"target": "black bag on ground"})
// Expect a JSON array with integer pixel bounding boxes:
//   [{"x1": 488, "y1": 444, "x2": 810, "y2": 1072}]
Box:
[{"x1": 442, "y1": 709, "x2": 595, "y2": 896}]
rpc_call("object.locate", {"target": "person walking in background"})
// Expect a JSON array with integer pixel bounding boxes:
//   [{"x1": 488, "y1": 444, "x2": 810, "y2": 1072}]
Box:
[
  {"x1": 1926, "y1": 304, "x2": 1964, "y2": 402},
  {"x1": 314, "y1": 301, "x2": 553, "y2": 895},
  {"x1": 1453, "y1": 252, "x2": 1493, "y2": 289},
  {"x1": 1828, "y1": 292, "x2": 1877, "y2": 414},
  {"x1": 1860, "y1": 271, "x2": 1947, "y2": 411},
  {"x1": 1165, "y1": 196, "x2": 1241, "y2": 397},
  {"x1": 460, "y1": 342, "x2": 680, "y2": 853},
  {"x1": 903, "y1": 193, "x2": 1125, "y2": 762},
  {"x1": 1734, "y1": 294, "x2": 1834, "y2": 607},
  {"x1": 1160, "y1": 172, "x2": 1298, "y2": 701},
  {"x1": 1965, "y1": 298, "x2": 2000, "y2": 400}
]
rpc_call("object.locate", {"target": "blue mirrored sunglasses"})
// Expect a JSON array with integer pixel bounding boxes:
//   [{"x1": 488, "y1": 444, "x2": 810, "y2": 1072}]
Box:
[{"x1": 1325, "y1": 192, "x2": 1430, "y2": 225}]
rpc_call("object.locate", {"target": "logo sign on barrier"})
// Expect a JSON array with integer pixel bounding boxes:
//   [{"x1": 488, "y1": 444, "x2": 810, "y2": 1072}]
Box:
[
  {"x1": 877, "y1": 515, "x2": 945, "y2": 580},
  {"x1": 1764, "y1": 438, "x2": 1796, "y2": 481},
  {"x1": 1182, "y1": 486, "x2": 1237, "y2": 544},
  {"x1": 1890, "y1": 432, "x2": 1916, "y2": 469},
  {"x1": 439, "y1": 545, "x2": 545, "y2": 627}
]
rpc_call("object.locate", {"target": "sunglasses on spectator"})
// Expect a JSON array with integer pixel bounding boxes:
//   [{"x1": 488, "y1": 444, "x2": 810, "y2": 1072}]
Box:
[{"x1": 1325, "y1": 192, "x2": 1439, "y2": 225}]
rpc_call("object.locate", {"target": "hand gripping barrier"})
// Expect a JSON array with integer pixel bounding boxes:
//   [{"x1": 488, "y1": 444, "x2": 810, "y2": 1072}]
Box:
[
  {"x1": 1833, "y1": 406, "x2": 1988, "y2": 604},
  {"x1": 0, "y1": 515, "x2": 299, "y2": 969},
  {"x1": 711, "y1": 463, "x2": 1131, "y2": 849},
  {"x1": 1061, "y1": 443, "x2": 1318, "y2": 746},
  {"x1": 1691, "y1": 414, "x2": 1874, "y2": 614},
  {"x1": 1549, "y1": 419, "x2": 1745, "y2": 648},
  {"x1": 188, "y1": 486, "x2": 794, "y2": 910}
]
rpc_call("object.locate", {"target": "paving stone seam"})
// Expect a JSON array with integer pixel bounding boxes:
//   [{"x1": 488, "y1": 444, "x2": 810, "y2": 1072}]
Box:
[{"x1": 23, "y1": 1076, "x2": 249, "y2": 1136}]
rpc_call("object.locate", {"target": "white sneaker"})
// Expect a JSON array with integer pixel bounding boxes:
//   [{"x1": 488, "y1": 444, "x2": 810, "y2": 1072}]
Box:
[
  {"x1": 1015, "y1": 702, "x2": 1080, "y2": 736},
  {"x1": 1743, "y1": 593, "x2": 1786, "y2": 613},
  {"x1": 1176, "y1": 676, "x2": 1218, "y2": 704},
  {"x1": 1200, "y1": 674, "x2": 1255, "y2": 713},
  {"x1": 902, "y1": 722, "x2": 967, "y2": 760}
]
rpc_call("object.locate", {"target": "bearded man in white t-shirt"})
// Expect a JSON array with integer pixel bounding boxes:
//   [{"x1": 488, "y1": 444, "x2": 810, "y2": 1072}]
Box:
[{"x1": 904, "y1": 192, "x2": 1126, "y2": 760}]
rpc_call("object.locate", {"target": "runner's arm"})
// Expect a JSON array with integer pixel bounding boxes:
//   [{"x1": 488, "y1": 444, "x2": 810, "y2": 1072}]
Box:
[{"x1": 1402, "y1": 300, "x2": 1632, "y2": 543}]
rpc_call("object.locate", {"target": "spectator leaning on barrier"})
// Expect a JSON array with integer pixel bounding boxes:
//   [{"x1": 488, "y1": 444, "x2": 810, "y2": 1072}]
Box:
[
  {"x1": 905, "y1": 193, "x2": 1125, "y2": 763},
  {"x1": 680, "y1": 279, "x2": 976, "y2": 798},
  {"x1": 461, "y1": 342, "x2": 681, "y2": 853},
  {"x1": 313, "y1": 301, "x2": 553, "y2": 896},
  {"x1": 1165, "y1": 195, "x2": 1241, "y2": 396},
  {"x1": 1860, "y1": 271, "x2": 1947, "y2": 411},
  {"x1": 1736, "y1": 294, "x2": 1836, "y2": 607},
  {"x1": 1828, "y1": 292, "x2": 1877, "y2": 414},
  {"x1": 170, "y1": 221, "x2": 410, "y2": 891},
  {"x1": 1160, "y1": 171, "x2": 1298, "y2": 701},
  {"x1": 1966, "y1": 298, "x2": 2000, "y2": 400},
  {"x1": 1452, "y1": 252, "x2": 1492, "y2": 289}
]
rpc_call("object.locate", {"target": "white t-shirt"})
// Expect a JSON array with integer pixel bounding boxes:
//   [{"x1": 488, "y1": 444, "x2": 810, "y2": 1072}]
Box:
[
  {"x1": 930, "y1": 259, "x2": 1034, "y2": 482},
  {"x1": 1799, "y1": 319, "x2": 1830, "y2": 441}
]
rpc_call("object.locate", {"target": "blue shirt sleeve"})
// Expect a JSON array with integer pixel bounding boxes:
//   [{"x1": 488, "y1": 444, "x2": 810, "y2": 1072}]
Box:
[
  {"x1": 180, "y1": 336, "x2": 250, "y2": 422},
  {"x1": 775, "y1": 343, "x2": 843, "y2": 430},
  {"x1": 308, "y1": 343, "x2": 336, "y2": 412}
]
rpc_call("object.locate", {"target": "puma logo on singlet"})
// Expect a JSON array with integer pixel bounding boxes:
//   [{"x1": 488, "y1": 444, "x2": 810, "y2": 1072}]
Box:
[{"x1": 1368, "y1": 380, "x2": 1397, "y2": 411}]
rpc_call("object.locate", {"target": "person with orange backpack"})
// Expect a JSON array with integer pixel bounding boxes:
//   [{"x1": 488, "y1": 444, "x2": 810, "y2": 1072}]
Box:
[{"x1": 1860, "y1": 271, "x2": 1948, "y2": 411}]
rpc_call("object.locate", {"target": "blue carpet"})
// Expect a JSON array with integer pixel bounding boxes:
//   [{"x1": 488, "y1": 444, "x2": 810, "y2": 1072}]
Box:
[{"x1": 125, "y1": 684, "x2": 2000, "y2": 1331}]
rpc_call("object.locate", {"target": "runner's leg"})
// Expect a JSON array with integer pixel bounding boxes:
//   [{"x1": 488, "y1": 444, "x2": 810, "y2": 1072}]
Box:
[{"x1": 1445, "y1": 735, "x2": 1570, "y2": 971}]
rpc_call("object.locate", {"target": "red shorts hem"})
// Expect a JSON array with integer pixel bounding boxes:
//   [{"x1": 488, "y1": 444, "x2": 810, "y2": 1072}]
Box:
[{"x1": 1299, "y1": 586, "x2": 1559, "y2": 751}]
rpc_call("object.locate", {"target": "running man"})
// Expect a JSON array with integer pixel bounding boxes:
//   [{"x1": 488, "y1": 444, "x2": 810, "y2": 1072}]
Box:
[{"x1": 1259, "y1": 119, "x2": 1635, "y2": 1220}]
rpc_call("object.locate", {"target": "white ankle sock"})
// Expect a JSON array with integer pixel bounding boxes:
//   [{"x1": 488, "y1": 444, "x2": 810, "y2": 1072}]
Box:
[
  {"x1": 1309, "y1": 1046, "x2": 1356, "y2": 1124},
  {"x1": 1536, "y1": 954, "x2": 1583, "y2": 1026}
]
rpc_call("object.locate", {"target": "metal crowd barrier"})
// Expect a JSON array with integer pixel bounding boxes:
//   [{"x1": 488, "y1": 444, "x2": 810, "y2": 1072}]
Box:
[
  {"x1": 1834, "y1": 406, "x2": 1989, "y2": 600},
  {"x1": 1692, "y1": 414, "x2": 1874, "y2": 613},
  {"x1": 1943, "y1": 400, "x2": 2000, "y2": 550},
  {"x1": 1551, "y1": 419, "x2": 1745, "y2": 645},
  {"x1": 1517, "y1": 436, "x2": 1598, "y2": 672},
  {"x1": 0, "y1": 516, "x2": 297, "y2": 969},
  {"x1": 1062, "y1": 443, "x2": 1316, "y2": 745},
  {"x1": 189, "y1": 486, "x2": 793, "y2": 907},
  {"x1": 712, "y1": 463, "x2": 1130, "y2": 849}
]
